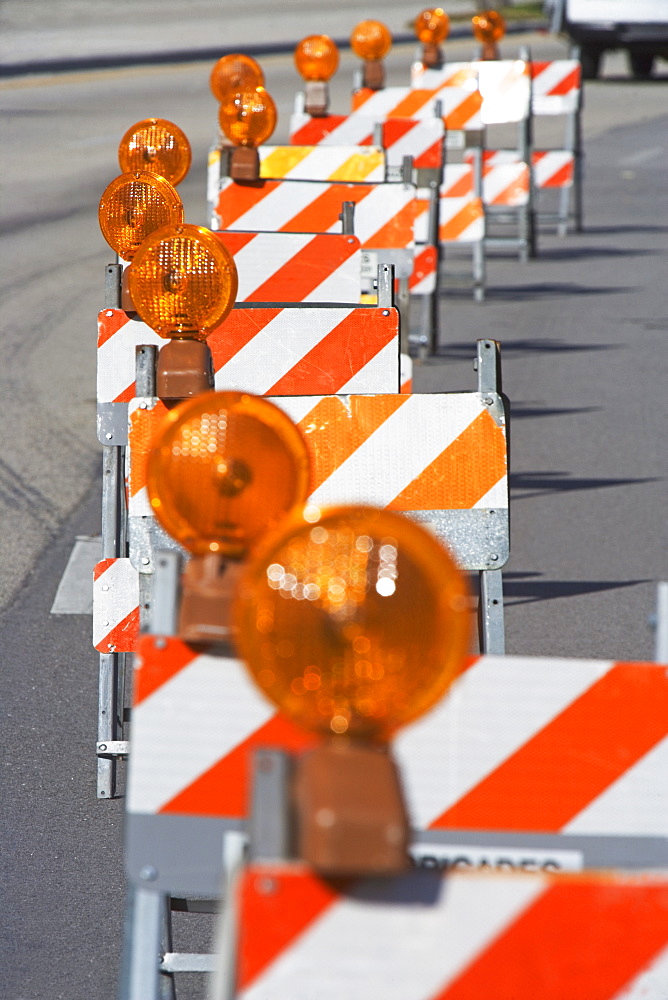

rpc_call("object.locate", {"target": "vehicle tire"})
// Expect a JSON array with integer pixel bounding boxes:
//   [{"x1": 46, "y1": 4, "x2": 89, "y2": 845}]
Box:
[
  {"x1": 580, "y1": 46, "x2": 602, "y2": 79},
  {"x1": 629, "y1": 51, "x2": 654, "y2": 78}
]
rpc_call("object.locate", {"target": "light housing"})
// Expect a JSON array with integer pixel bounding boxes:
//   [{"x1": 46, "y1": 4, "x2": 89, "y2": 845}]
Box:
[
  {"x1": 98, "y1": 171, "x2": 183, "y2": 260},
  {"x1": 415, "y1": 7, "x2": 450, "y2": 68},
  {"x1": 146, "y1": 392, "x2": 311, "y2": 560},
  {"x1": 118, "y1": 117, "x2": 191, "y2": 186},
  {"x1": 126, "y1": 223, "x2": 238, "y2": 340},
  {"x1": 235, "y1": 504, "x2": 471, "y2": 742},
  {"x1": 350, "y1": 20, "x2": 392, "y2": 61},
  {"x1": 472, "y1": 10, "x2": 506, "y2": 43},
  {"x1": 218, "y1": 87, "x2": 277, "y2": 147},
  {"x1": 294, "y1": 35, "x2": 340, "y2": 82}
]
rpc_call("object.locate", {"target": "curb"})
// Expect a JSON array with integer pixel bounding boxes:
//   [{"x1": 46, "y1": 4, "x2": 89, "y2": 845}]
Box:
[{"x1": 0, "y1": 21, "x2": 549, "y2": 79}]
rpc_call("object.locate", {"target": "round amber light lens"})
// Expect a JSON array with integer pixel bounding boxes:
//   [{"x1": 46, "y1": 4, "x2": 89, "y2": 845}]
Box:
[
  {"x1": 235, "y1": 505, "x2": 471, "y2": 741},
  {"x1": 294, "y1": 35, "x2": 340, "y2": 82},
  {"x1": 472, "y1": 10, "x2": 506, "y2": 43},
  {"x1": 210, "y1": 53, "x2": 264, "y2": 103},
  {"x1": 147, "y1": 392, "x2": 311, "y2": 558},
  {"x1": 218, "y1": 87, "x2": 277, "y2": 147},
  {"x1": 350, "y1": 20, "x2": 393, "y2": 61},
  {"x1": 127, "y1": 223, "x2": 238, "y2": 338},
  {"x1": 118, "y1": 117, "x2": 192, "y2": 186},
  {"x1": 98, "y1": 171, "x2": 183, "y2": 260},
  {"x1": 415, "y1": 7, "x2": 450, "y2": 44}
]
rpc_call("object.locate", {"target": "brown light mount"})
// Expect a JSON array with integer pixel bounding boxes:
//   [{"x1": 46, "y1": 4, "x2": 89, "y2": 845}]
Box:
[
  {"x1": 421, "y1": 42, "x2": 444, "y2": 69},
  {"x1": 480, "y1": 42, "x2": 500, "y2": 60},
  {"x1": 178, "y1": 553, "x2": 244, "y2": 645},
  {"x1": 229, "y1": 145, "x2": 261, "y2": 182},
  {"x1": 156, "y1": 338, "x2": 214, "y2": 403},
  {"x1": 361, "y1": 58, "x2": 386, "y2": 90},
  {"x1": 304, "y1": 80, "x2": 329, "y2": 117},
  {"x1": 293, "y1": 740, "x2": 410, "y2": 876}
]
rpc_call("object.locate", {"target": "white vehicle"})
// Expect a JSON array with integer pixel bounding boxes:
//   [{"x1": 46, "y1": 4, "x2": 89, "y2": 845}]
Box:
[{"x1": 548, "y1": 0, "x2": 668, "y2": 78}]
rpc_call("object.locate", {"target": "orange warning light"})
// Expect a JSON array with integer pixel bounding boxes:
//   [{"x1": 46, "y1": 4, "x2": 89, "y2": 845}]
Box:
[
  {"x1": 126, "y1": 223, "x2": 238, "y2": 339},
  {"x1": 218, "y1": 87, "x2": 277, "y2": 147},
  {"x1": 118, "y1": 118, "x2": 191, "y2": 186},
  {"x1": 415, "y1": 7, "x2": 450, "y2": 44},
  {"x1": 472, "y1": 10, "x2": 506, "y2": 43},
  {"x1": 147, "y1": 392, "x2": 311, "y2": 559},
  {"x1": 294, "y1": 35, "x2": 340, "y2": 82},
  {"x1": 350, "y1": 20, "x2": 392, "y2": 61},
  {"x1": 210, "y1": 53, "x2": 264, "y2": 103},
  {"x1": 98, "y1": 171, "x2": 183, "y2": 260},
  {"x1": 235, "y1": 505, "x2": 471, "y2": 741}
]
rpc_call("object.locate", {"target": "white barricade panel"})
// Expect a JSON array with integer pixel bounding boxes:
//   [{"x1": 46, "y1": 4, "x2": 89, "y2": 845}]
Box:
[
  {"x1": 531, "y1": 59, "x2": 582, "y2": 116},
  {"x1": 211, "y1": 179, "x2": 416, "y2": 278},
  {"x1": 351, "y1": 85, "x2": 483, "y2": 133},
  {"x1": 410, "y1": 60, "x2": 529, "y2": 127},
  {"x1": 125, "y1": 646, "x2": 668, "y2": 894},
  {"x1": 231, "y1": 864, "x2": 668, "y2": 1000},
  {"x1": 98, "y1": 304, "x2": 399, "y2": 407}
]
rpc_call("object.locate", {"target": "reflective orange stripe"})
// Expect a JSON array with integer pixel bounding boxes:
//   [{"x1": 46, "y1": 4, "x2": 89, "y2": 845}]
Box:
[
  {"x1": 134, "y1": 636, "x2": 198, "y2": 706},
  {"x1": 429, "y1": 663, "x2": 668, "y2": 832}
]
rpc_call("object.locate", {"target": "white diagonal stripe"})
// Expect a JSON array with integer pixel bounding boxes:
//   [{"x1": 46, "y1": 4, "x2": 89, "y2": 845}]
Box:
[
  {"x1": 352, "y1": 184, "x2": 415, "y2": 246},
  {"x1": 473, "y1": 475, "x2": 508, "y2": 509},
  {"x1": 611, "y1": 944, "x2": 668, "y2": 1000},
  {"x1": 97, "y1": 319, "x2": 161, "y2": 402},
  {"x1": 270, "y1": 395, "x2": 325, "y2": 426},
  {"x1": 308, "y1": 393, "x2": 483, "y2": 508},
  {"x1": 233, "y1": 233, "x2": 312, "y2": 300},
  {"x1": 289, "y1": 112, "x2": 375, "y2": 147},
  {"x1": 242, "y1": 872, "x2": 546, "y2": 1000},
  {"x1": 218, "y1": 179, "x2": 327, "y2": 232},
  {"x1": 128, "y1": 484, "x2": 151, "y2": 517},
  {"x1": 214, "y1": 308, "x2": 352, "y2": 394},
  {"x1": 337, "y1": 340, "x2": 399, "y2": 394},
  {"x1": 396, "y1": 655, "x2": 613, "y2": 829},
  {"x1": 564, "y1": 736, "x2": 668, "y2": 836},
  {"x1": 127, "y1": 655, "x2": 274, "y2": 814},
  {"x1": 533, "y1": 151, "x2": 573, "y2": 188},
  {"x1": 483, "y1": 163, "x2": 529, "y2": 206},
  {"x1": 92, "y1": 559, "x2": 139, "y2": 647},
  {"x1": 302, "y1": 252, "x2": 361, "y2": 303}
]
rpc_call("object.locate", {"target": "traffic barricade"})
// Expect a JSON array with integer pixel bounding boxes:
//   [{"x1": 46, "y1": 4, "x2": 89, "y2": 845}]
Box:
[{"x1": 411, "y1": 56, "x2": 536, "y2": 260}]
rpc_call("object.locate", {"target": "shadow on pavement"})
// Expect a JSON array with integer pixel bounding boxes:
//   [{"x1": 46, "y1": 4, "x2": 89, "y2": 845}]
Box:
[
  {"x1": 502, "y1": 572, "x2": 648, "y2": 606},
  {"x1": 510, "y1": 470, "x2": 660, "y2": 500}
]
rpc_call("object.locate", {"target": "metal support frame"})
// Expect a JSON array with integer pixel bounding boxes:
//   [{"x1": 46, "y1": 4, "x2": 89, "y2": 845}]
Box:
[
  {"x1": 98, "y1": 443, "x2": 127, "y2": 798},
  {"x1": 475, "y1": 339, "x2": 506, "y2": 655},
  {"x1": 656, "y1": 582, "x2": 668, "y2": 663}
]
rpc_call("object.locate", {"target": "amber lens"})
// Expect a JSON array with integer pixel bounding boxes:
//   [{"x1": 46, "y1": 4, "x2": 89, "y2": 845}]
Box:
[
  {"x1": 127, "y1": 224, "x2": 238, "y2": 338},
  {"x1": 472, "y1": 11, "x2": 506, "y2": 42},
  {"x1": 98, "y1": 171, "x2": 183, "y2": 260},
  {"x1": 294, "y1": 35, "x2": 340, "y2": 81},
  {"x1": 235, "y1": 505, "x2": 471, "y2": 741},
  {"x1": 210, "y1": 53, "x2": 264, "y2": 103},
  {"x1": 218, "y1": 87, "x2": 277, "y2": 147},
  {"x1": 350, "y1": 21, "x2": 392, "y2": 60},
  {"x1": 118, "y1": 118, "x2": 191, "y2": 186},
  {"x1": 415, "y1": 7, "x2": 450, "y2": 44},
  {"x1": 147, "y1": 392, "x2": 311, "y2": 558}
]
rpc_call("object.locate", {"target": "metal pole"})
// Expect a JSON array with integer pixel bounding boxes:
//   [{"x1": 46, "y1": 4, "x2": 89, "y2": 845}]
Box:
[{"x1": 656, "y1": 582, "x2": 668, "y2": 663}]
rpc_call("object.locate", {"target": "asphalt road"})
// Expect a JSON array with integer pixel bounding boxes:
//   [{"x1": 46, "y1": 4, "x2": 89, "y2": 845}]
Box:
[{"x1": 1, "y1": 29, "x2": 667, "y2": 1000}]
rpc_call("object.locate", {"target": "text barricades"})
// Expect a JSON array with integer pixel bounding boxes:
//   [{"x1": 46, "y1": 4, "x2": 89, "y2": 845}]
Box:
[
  {"x1": 125, "y1": 650, "x2": 668, "y2": 894},
  {"x1": 98, "y1": 304, "x2": 399, "y2": 407},
  {"x1": 231, "y1": 864, "x2": 668, "y2": 1000}
]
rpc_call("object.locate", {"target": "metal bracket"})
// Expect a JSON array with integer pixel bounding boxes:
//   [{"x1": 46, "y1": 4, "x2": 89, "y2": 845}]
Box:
[
  {"x1": 249, "y1": 750, "x2": 294, "y2": 863},
  {"x1": 136, "y1": 344, "x2": 157, "y2": 397},
  {"x1": 105, "y1": 263, "x2": 122, "y2": 309},
  {"x1": 475, "y1": 339, "x2": 502, "y2": 395},
  {"x1": 97, "y1": 402, "x2": 129, "y2": 446},
  {"x1": 97, "y1": 740, "x2": 129, "y2": 757},
  {"x1": 151, "y1": 551, "x2": 181, "y2": 637},
  {"x1": 376, "y1": 263, "x2": 394, "y2": 309},
  {"x1": 339, "y1": 201, "x2": 355, "y2": 236},
  {"x1": 401, "y1": 155, "x2": 414, "y2": 185}
]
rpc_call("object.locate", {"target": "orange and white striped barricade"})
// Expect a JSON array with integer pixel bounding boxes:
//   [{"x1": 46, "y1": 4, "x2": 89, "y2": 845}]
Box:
[
  {"x1": 207, "y1": 143, "x2": 386, "y2": 205},
  {"x1": 400, "y1": 352, "x2": 412, "y2": 393},
  {"x1": 412, "y1": 57, "x2": 535, "y2": 260},
  {"x1": 530, "y1": 59, "x2": 583, "y2": 234},
  {"x1": 120, "y1": 648, "x2": 668, "y2": 995},
  {"x1": 221, "y1": 865, "x2": 668, "y2": 1000},
  {"x1": 414, "y1": 163, "x2": 486, "y2": 306},
  {"x1": 349, "y1": 84, "x2": 484, "y2": 148},
  {"x1": 210, "y1": 177, "x2": 416, "y2": 287}
]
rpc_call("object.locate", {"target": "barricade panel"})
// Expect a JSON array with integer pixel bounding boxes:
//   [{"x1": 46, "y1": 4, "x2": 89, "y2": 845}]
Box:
[{"x1": 258, "y1": 144, "x2": 385, "y2": 181}]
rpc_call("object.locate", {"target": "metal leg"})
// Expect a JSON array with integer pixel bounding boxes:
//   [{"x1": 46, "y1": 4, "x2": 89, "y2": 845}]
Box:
[
  {"x1": 656, "y1": 582, "x2": 668, "y2": 663},
  {"x1": 478, "y1": 569, "x2": 505, "y2": 654},
  {"x1": 472, "y1": 240, "x2": 486, "y2": 303},
  {"x1": 119, "y1": 886, "x2": 166, "y2": 1000}
]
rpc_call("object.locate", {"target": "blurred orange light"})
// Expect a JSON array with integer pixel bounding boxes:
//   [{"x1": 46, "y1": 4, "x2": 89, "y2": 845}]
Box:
[
  {"x1": 218, "y1": 87, "x2": 277, "y2": 147},
  {"x1": 118, "y1": 117, "x2": 191, "y2": 186},
  {"x1": 98, "y1": 171, "x2": 183, "y2": 260},
  {"x1": 472, "y1": 10, "x2": 507, "y2": 43},
  {"x1": 235, "y1": 505, "x2": 471, "y2": 741},
  {"x1": 350, "y1": 20, "x2": 393, "y2": 61},
  {"x1": 294, "y1": 35, "x2": 340, "y2": 82},
  {"x1": 415, "y1": 7, "x2": 450, "y2": 45},
  {"x1": 210, "y1": 53, "x2": 264, "y2": 103}
]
